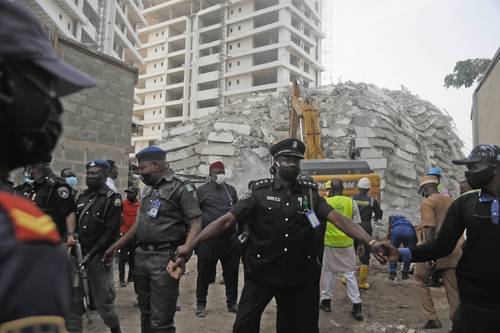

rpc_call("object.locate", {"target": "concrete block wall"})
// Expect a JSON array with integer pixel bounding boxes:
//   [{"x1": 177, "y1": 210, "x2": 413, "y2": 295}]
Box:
[{"x1": 50, "y1": 36, "x2": 138, "y2": 193}]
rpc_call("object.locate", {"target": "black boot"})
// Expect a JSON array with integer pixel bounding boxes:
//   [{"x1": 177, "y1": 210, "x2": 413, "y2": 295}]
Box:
[
  {"x1": 351, "y1": 303, "x2": 363, "y2": 321},
  {"x1": 110, "y1": 326, "x2": 121, "y2": 333},
  {"x1": 319, "y1": 299, "x2": 331, "y2": 312}
]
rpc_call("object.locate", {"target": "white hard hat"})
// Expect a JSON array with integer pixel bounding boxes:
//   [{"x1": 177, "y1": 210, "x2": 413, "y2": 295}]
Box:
[{"x1": 357, "y1": 177, "x2": 371, "y2": 189}]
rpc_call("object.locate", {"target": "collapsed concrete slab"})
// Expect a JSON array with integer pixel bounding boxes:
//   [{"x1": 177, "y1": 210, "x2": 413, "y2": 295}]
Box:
[{"x1": 156, "y1": 82, "x2": 465, "y2": 236}]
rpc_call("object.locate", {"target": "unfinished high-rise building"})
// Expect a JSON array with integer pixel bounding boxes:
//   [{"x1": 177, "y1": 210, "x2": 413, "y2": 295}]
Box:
[
  {"x1": 23, "y1": 0, "x2": 146, "y2": 65},
  {"x1": 132, "y1": 0, "x2": 325, "y2": 153}
]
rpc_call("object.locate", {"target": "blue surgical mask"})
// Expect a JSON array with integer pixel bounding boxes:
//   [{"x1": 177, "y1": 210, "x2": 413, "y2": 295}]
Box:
[{"x1": 66, "y1": 176, "x2": 78, "y2": 187}]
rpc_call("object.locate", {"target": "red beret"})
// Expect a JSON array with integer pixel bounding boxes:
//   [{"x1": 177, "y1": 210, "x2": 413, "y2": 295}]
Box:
[{"x1": 209, "y1": 161, "x2": 225, "y2": 171}]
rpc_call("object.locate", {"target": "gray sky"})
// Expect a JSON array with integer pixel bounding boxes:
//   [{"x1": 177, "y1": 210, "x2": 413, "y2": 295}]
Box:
[{"x1": 322, "y1": 0, "x2": 500, "y2": 153}]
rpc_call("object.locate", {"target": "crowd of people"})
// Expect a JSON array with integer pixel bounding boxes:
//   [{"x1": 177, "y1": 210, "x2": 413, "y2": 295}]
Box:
[{"x1": 1, "y1": 2, "x2": 499, "y2": 333}]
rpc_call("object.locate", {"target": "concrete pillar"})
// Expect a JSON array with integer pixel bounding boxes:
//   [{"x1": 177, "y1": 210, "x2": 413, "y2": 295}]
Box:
[
  {"x1": 189, "y1": 14, "x2": 200, "y2": 118},
  {"x1": 183, "y1": 15, "x2": 194, "y2": 120},
  {"x1": 103, "y1": 0, "x2": 117, "y2": 55}
]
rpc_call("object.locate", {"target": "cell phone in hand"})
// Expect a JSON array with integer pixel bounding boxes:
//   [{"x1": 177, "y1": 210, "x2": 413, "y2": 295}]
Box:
[{"x1": 167, "y1": 260, "x2": 183, "y2": 280}]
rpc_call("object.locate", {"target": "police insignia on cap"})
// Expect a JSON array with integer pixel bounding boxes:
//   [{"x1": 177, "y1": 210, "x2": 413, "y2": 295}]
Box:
[
  {"x1": 57, "y1": 187, "x2": 69, "y2": 199},
  {"x1": 90, "y1": 161, "x2": 96, "y2": 167},
  {"x1": 293, "y1": 140, "x2": 298, "y2": 149}
]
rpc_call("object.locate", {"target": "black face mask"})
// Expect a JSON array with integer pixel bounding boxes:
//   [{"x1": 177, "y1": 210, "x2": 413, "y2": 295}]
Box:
[
  {"x1": 465, "y1": 167, "x2": 495, "y2": 189},
  {"x1": 278, "y1": 165, "x2": 300, "y2": 181},
  {"x1": 140, "y1": 173, "x2": 159, "y2": 186},
  {"x1": 86, "y1": 175, "x2": 105, "y2": 191},
  {"x1": 127, "y1": 194, "x2": 137, "y2": 202},
  {"x1": 0, "y1": 63, "x2": 63, "y2": 169}
]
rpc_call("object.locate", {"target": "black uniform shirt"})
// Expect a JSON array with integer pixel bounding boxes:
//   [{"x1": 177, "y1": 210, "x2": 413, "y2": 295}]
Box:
[
  {"x1": 231, "y1": 177, "x2": 333, "y2": 287},
  {"x1": 26, "y1": 172, "x2": 76, "y2": 238},
  {"x1": 76, "y1": 187, "x2": 122, "y2": 257},
  {"x1": 411, "y1": 190, "x2": 500, "y2": 308},
  {"x1": 136, "y1": 171, "x2": 201, "y2": 244},
  {"x1": 352, "y1": 192, "x2": 383, "y2": 231},
  {"x1": 196, "y1": 181, "x2": 239, "y2": 259}
]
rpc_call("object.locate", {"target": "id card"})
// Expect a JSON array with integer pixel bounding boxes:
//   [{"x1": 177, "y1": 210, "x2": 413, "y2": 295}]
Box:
[
  {"x1": 148, "y1": 199, "x2": 161, "y2": 218},
  {"x1": 306, "y1": 210, "x2": 320, "y2": 229}
]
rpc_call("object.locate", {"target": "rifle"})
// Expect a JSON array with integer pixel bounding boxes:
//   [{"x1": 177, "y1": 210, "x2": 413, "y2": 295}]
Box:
[{"x1": 74, "y1": 241, "x2": 92, "y2": 323}]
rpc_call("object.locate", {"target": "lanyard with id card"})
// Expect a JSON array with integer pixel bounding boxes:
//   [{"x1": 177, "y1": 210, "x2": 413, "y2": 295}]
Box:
[
  {"x1": 302, "y1": 190, "x2": 320, "y2": 229},
  {"x1": 148, "y1": 199, "x2": 161, "y2": 218}
]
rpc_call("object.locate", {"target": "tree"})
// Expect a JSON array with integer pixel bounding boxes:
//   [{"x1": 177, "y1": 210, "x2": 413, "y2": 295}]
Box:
[{"x1": 444, "y1": 58, "x2": 491, "y2": 89}]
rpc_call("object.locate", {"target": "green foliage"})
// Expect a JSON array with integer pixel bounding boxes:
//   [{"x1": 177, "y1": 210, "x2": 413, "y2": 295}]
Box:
[{"x1": 444, "y1": 58, "x2": 491, "y2": 89}]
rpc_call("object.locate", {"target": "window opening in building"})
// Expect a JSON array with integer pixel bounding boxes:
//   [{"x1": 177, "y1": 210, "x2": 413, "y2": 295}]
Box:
[
  {"x1": 237, "y1": 43, "x2": 241, "y2": 48},
  {"x1": 59, "y1": 14, "x2": 62, "y2": 20}
]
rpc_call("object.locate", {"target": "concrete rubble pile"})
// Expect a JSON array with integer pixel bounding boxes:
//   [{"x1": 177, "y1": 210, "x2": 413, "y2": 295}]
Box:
[{"x1": 158, "y1": 82, "x2": 465, "y2": 235}]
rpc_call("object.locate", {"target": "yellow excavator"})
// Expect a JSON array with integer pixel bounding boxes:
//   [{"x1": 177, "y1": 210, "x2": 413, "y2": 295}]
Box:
[{"x1": 289, "y1": 80, "x2": 381, "y2": 200}]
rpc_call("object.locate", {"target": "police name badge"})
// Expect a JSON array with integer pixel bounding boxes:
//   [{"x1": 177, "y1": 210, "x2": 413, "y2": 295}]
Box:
[
  {"x1": 306, "y1": 210, "x2": 320, "y2": 229},
  {"x1": 148, "y1": 199, "x2": 161, "y2": 218}
]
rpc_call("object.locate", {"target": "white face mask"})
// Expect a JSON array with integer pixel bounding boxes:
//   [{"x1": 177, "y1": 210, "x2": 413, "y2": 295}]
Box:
[{"x1": 215, "y1": 174, "x2": 226, "y2": 184}]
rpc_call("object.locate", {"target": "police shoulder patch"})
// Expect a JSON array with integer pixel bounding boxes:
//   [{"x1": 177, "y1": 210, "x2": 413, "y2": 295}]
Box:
[
  {"x1": 114, "y1": 198, "x2": 122, "y2": 206},
  {"x1": 57, "y1": 186, "x2": 69, "y2": 199}
]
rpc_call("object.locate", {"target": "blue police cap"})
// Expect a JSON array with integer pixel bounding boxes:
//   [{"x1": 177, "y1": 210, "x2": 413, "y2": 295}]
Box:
[
  {"x1": 270, "y1": 138, "x2": 306, "y2": 159},
  {"x1": 86, "y1": 160, "x2": 111, "y2": 170},
  {"x1": 0, "y1": 1, "x2": 96, "y2": 96},
  {"x1": 453, "y1": 144, "x2": 500, "y2": 166},
  {"x1": 136, "y1": 146, "x2": 167, "y2": 162}
]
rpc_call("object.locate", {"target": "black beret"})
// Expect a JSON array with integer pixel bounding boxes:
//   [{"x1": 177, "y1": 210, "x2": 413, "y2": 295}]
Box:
[
  {"x1": 136, "y1": 146, "x2": 167, "y2": 162},
  {"x1": 270, "y1": 138, "x2": 305, "y2": 159}
]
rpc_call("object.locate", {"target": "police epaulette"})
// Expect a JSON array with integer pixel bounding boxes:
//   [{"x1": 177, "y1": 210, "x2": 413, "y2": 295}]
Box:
[
  {"x1": 251, "y1": 178, "x2": 272, "y2": 190},
  {"x1": 298, "y1": 180, "x2": 318, "y2": 190},
  {"x1": 174, "y1": 175, "x2": 189, "y2": 183}
]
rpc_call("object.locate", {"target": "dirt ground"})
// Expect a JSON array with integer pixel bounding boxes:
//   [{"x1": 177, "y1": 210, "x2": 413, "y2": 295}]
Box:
[{"x1": 84, "y1": 258, "x2": 452, "y2": 333}]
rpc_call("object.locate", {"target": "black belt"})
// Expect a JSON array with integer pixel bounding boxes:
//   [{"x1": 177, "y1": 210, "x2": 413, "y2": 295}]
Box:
[{"x1": 138, "y1": 242, "x2": 179, "y2": 252}]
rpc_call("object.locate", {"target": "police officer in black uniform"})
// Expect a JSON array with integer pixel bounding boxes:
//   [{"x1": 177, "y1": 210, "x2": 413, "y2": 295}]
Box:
[
  {"x1": 25, "y1": 154, "x2": 77, "y2": 245},
  {"x1": 68, "y1": 160, "x2": 123, "y2": 333},
  {"x1": 172, "y1": 138, "x2": 395, "y2": 333},
  {"x1": 105, "y1": 146, "x2": 202, "y2": 333},
  {"x1": 0, "y1": 1, "x2": 95, "y2": 331}
]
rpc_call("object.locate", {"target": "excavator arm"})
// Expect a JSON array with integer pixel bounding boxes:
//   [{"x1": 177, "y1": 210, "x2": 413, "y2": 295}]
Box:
[{"x1": 289, "y1": 80, "x2": 325, "y2": 160}]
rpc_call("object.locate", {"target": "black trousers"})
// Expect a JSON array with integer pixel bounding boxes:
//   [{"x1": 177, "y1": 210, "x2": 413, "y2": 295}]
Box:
[
  {"x1": 451, "y1": 302, "x2": 500, "y2": 333},
  {"x1": 119, "y1": 240, "x2": 136, "y2": 282},
  {"x1": 233, "y1": 278, "x2": 317, "y2": 333},
  {"x1": 354, "y1": 222, "x2": 372, "y2": 265},
  {"x1": 196, "y1": 255, "x2": 239, "y2": 307}
]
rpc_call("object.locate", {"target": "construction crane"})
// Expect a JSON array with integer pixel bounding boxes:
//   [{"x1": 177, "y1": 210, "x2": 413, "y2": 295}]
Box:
[{"x1": 289, "y1": 80, "x2": 325, "y2": 160}]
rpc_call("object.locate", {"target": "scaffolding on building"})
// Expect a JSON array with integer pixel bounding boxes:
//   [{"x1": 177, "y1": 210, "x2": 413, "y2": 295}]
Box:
[
  {"x1": 96, "y1": 0, "x2": 107, "y2": 52},
  {"x1": 217, "y1": 1, "x2": 231, "y2": 112}
]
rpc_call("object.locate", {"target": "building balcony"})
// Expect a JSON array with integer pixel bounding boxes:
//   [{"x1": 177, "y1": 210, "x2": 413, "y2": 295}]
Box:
[
  {"x1": 197, "y1": 88, "x2": 219, "y2": 101},
  {"x1": 126, "y1": 0, "x2": 147, "y2": 26},
  {"x1": 197, "y1": 71, "x2": 219, "y2": 83},
  {"x1": 131, "y1": 133, "x2": 162, "y2": 142},
  {"x1": 54, "y1": 0, "x2": 88, "y2": 22},
  {"x1": 114, "y1": 26, "x2": 145, "y2": 64},
  {"x1": 116, "y1": 5, "x2": 143, "y2": 47}
]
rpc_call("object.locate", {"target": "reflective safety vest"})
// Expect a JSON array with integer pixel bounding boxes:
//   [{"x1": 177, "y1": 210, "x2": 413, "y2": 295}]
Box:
[{"x1": 324, "y1": 195, "x2": 354, "y2": 248}]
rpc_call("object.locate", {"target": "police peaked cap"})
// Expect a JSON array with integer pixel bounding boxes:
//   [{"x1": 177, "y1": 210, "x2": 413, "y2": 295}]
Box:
[
  {"x1": 453, "y1": 144, "x2": 500, "y2": 166},
  {"x1": 270, "y1": 138, "x2": 305, "y2": 159},
  {"x1": 86, "y1": 160, "x2": 111, "y2": 170},
  {"x1": 0, "y1": 1, "x2": 96, "y2": 96},
  {"x1": 136, "y1": 146, "x2": 167, "y2": 162}
]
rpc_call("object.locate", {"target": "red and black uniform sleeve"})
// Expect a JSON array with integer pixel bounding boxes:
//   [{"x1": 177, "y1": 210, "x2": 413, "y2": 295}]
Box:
[{"x1": 0, "y1": 192, "x2": 71, "y2": 328}]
